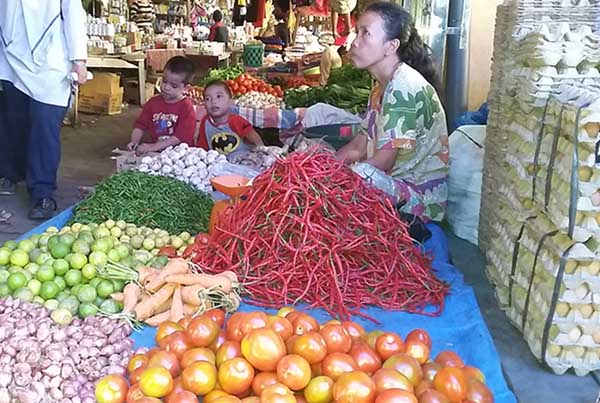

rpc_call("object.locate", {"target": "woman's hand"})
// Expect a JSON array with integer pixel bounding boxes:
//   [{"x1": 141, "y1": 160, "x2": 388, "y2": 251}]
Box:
[
  {"x1": 364, "y1": 148, "x2": 399, "y2": 172},
  {"x1": 335, "y1": 132, "x2": 367, "y2": 163}
]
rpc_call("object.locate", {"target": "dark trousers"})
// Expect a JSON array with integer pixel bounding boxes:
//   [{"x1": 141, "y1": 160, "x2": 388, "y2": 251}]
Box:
[{"x1": 0, "y1": 80, "x2": 67, "y2": 200}]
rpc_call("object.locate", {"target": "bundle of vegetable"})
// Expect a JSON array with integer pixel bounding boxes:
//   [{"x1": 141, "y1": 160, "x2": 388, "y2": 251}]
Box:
[
  {"x1": 0, "y1": 297, "x2": 133, "y2": 403},
  {"x1": 189, "y1": 152, "x2": 448, "y2": 320},
  {"x1": 0, "y1": 220, "x2": 194, "y2": 324},
  {"x1": 102, "y1": 258, "x2": 241, "y2": 327},
  {"x1": 197, "y1": 65, "x2": 245, "y2": 87},
  {"x1": 70, "y1": 170, "x2": 214, "y2": 235},
  {"x1": 226, "y1": 145, "x2": 287, "y2": 171},
  {"x1": 95, "y1": 307, "x2": 494, "y2": 403},
  {"x1": 235, "y1": 91, "x2": 284, "y2": 109},
  {"x1": 284, "y1": 65, "x2": 373, "y2": 114}
]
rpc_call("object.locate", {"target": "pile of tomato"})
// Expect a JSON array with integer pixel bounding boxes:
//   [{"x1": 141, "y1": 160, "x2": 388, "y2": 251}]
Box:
[
  {"x1": 283, "y1": 77, "x2": 320, "y2": 89},
  {"x1": 225, "y1": 74, "x2": 284, "y2": 98},
  {"x1": 95, "y1": 308, "x2": 494, "y2": 403}
]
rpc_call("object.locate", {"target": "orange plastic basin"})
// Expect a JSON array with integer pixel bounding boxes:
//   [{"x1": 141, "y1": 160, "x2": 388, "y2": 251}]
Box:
[{"x1": 210, "y1": 175, "x2": 252, "y2": 197}]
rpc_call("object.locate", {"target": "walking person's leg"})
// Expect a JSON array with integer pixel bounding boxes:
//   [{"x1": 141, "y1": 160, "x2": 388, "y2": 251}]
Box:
[
  {"x1": 26, "y1": 97, "x2": 67, "y2": 219},
  {"x1": 0, "y1": 80, "x2": 31, "y2": 195}
]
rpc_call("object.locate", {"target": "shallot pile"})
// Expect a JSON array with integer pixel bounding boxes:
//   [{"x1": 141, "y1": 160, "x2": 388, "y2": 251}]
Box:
[
  {"x1": 226, "y1": 145, "x2": 287, "y2": 172},
  {"x1": 0, "y1": 297, "x2": 133, "y2": 403}
]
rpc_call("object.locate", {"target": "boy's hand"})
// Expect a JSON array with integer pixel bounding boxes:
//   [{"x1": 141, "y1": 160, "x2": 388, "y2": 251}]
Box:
[
  {"x1": 127, "y1": 141, "x2": 139, "y2": 151},
  {"x1": 136, "y1": 143, "x2": 156, "y2": 155}
]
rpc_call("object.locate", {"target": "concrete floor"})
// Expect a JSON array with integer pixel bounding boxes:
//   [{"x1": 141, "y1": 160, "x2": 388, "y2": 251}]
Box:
[{"x1": 0, "y1": 109, "x2": 599, "y2": 402}]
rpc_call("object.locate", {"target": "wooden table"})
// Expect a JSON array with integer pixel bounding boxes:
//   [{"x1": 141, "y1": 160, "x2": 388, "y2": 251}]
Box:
[
  {"x1": 184, "y1": 52, "x2": 231, "y2": 77},
  {"x1": 87, "y1": 55, "x2": 147, "y2": 105}
]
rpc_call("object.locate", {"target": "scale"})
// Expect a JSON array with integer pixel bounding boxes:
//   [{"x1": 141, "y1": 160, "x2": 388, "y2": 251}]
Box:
[{"x1": 208, "y1": 175, "x2": 253, "y2": 234}]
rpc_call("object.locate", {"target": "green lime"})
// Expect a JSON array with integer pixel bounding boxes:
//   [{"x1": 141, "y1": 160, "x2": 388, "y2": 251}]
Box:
[
  {"x1": 27, "y1": 279, "x2": 42, "y2": 296},
  {"x1": 77, "y1": 285, "x2": 97, "y2": 303},
  {"x1": 9, "y1": 250, "x2": 29, "y2": 267},
  {"x1": 3, "y1": 240, "x2": 17, "y2": 250},
  {"x1": 28, "y1": 248, "x2": 42, "y2": 263},
  {"x1": 17, "y1": 239, "x2": 35, "y2": 253},
  {"x1": 91, "y1": 239, "x2": 110, "y2": 254},
  {"x1": 38, "y1": 235, "x2": 50, "y2": 248},
  {"x1": 96, "y1": 279, "x2": 114, "y2": 298},
  {"x1": 107, "y1": 249, "x2": 121, "y2": 262},
  {"x1": 46, "y1": 226, "x2": 59, "y2": 234},
  {"x1": 77, "y1": 231, "x2": 94, "y2": 244},
  {"x1": 101, "y1": 298, "x2": 122, "y2": 314},
  {"x1": 95, "y1": 227, "x2": 111, "y2": 239},
  {"x1": 39, "y1": 281, "x2": 60, "y2": 300},
  {"x1": 36, "y1": 266, "x2": 55, "y2": 282},
  {"x1": 171, "y1": 236, "x2": 184, "y2": 249},
  {"x1": 78, "y1": 302, "x2": 98, "y2": 318},
  {"x1": 25, "y1": 263, "x2": 39, "y2": 275},
  {"x1": 71, "y1": 285, "x2": 82, "y2": 298},
  {"x1": 81, "y1": 264, "x2": 97, "y2": 280},
  {"x1": 87, "y1": 223, "x2": 98, "y2": 230},
  {"x1": 49, "y1": 243, "x2": 69, "y2": 259},
  {"x1": 110, "y1": 227, "x2": 122, "y2": 238},
  {"x1": 58, "y1": 233, "x2": 76, "y2": 247},
  {"x1": 44, "y1": 299, "x2": 59, "y2": 310},
  {"x1": 54, "y1": 277, "x2": 66, "y2": 291},
  {"x1": 69, "y1": 253, "x2": 87, "y2": 270},
  {"x1": 7, "y1": 266, "x2": 20, "y2": 274},
  {"x1": 64, "y1": 270, "x2": 83, "y2": 287},
  {"x1": 89, "y1": 251, "x2": 108, "y2": 267},
  {"x1": 0, "y1": 248, "x2": 11, "y2": 265},
  {"x1": 32, "y1": 296, "x2": 44, "y2": 304},
  {"x1": 35, "y1": 252, "x2": 52, "y2": 266},
  {"x1": 47, "y1": 235, "x2": 60, "y2": 249},
  {"x1": 29, "y1": 234, "x2": 41, "y2": 245},
  {"x1": 64, "y1": 253, "x2": 74, "y2": 263},
  {"x1": 71, "y1": 240, "x2": 91, "y2": 256},
  {"x1": 116, "y1": 243, "x2": 131, "y2": 259},
  {"x1": 13, "y1": 287, "x2": 34, "y2": 302},
  {"x1": 52, "y1": 259, "x2": 70, "y2": 276},
  {"x1": 59, "y1": 296, "x2": 80, "y2": 315},
  {"x1": 21, "y1": 271, "x2": 32, "y2": 282},
  {"x1": 55, "y1": 291, "x2": 69, "y2": 302},
  {"x1": 50, "y1": 308, "x2": 73, "y2": 326},
  {"x1": 0, "y1": 283, "x2": 10, "y2": 297},
  {"x1": 89, "y1": 277, "x2": 102, "y2": 289},
  {"x1": 142, "y1": 238, "x2": 155, "y2": 251},
  {"x1": 130, "y1": 235, "x2": 143, "y2": 250},
  {"x1": 7, "y1": 272, "x2": 27, "y2": 291},
  {"x1": 94, "y1": 296, "x2": 105, "y2": 306},
  {"x1": 0, "y1": 271, "x2": 9, "y2": 283}
]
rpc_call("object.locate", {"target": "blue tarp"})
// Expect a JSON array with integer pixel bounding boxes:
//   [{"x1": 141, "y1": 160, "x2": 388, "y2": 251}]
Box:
[{"x1": 19, "y1": 207, "x2": 516, "y2": 403}]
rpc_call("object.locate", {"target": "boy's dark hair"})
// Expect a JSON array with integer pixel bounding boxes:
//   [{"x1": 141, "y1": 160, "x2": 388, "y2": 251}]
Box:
[
  {"x1": 213, "y1": 9, "x2": 223, "y2": 22},
  {"x1": 164, "y1": 56, "x2": 195, "y2": 84},
  {"x1": 203, "y1": 80, "x2": 232, "y2": 98}
]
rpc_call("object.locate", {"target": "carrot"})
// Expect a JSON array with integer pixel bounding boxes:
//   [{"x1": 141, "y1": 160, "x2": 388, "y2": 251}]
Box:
[
  {"x1": 146, "y1": 258, "x2": 190, "y2": 292},
  {"x1": 138, "y1": 266, "x2": 160, "y2": 284},
  {"x1": 183, "y1": 304, "x2": 202, "y2": 316},
  {"x1": 134, "y1": 283, "x2": 176, "y2": 321},
  {"x1": 219, "y1": 270, "x2": 238, "y2": 283},
  {"x1": 111, "y1": 292, "x2": 124, "y2": 302},
  {"x1": 145, "y1": 311, "x2": 171, "y2": 327},
  {"x1": 169, "y1": 286, "x2": 184, "y2": 323},
  {"x1": 165, "y1": 274, "x2": 233, "y2": 293},
  {"x1": 156, "y1": 297, "x2": 173, "y2": 315},
  {"x1": 123, "y1": 283, "x2": 142, "y2": 314},
  {"x1": 181, "y1": 284, "x2": 206, "y2": 306}
]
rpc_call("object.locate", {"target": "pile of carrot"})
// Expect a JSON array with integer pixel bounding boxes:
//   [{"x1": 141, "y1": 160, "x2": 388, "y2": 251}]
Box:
[
  {"x1": 110, "y1": 258, "x2": 240, "y2": 326},
  {"x1": 188, "y1": 152, "x2": 449, "y2": 321}
]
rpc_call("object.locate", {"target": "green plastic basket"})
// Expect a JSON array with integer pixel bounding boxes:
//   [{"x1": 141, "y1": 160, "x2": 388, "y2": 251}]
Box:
[{"x1": 243, "y1": 44, "x2": 265, "y2": 67}]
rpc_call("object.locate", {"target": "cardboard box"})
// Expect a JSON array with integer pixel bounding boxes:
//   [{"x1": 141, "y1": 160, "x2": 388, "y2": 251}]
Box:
[
  {"x1": 124, "y1": 32, "x2": 142, "y2": 49},
  {"x1": 79, "y1": 88, "x2": 124, "y2": 115},
  {"x1": 80, "y1": 73, "x2": 121, "y2": 96},
  {"x1": 124, "y1": 80, "x2": 155, "y2": 105}
]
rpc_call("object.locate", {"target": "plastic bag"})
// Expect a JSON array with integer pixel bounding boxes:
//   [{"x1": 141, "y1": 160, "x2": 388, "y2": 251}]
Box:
[
  {"x1": 447, "y1": 125, "x2": 486, "y2": 245},
  {"x1": 351, "y1": 162, "x2": 398, "y2": 200},
  {"x1": 210, "y1": 161, "x2": 261, "y2": 179},
  {"x1": 301, "y1": 103, "x2": 362, "y2": 128}
]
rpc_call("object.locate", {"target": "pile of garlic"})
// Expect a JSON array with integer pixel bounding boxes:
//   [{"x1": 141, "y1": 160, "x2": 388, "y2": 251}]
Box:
[{"x1": 235, "y1": 91, "x2": 285, "y2": 109}]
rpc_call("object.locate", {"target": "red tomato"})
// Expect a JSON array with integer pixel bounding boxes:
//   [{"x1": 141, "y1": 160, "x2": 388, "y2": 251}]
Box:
[
  {"x1": 462, "y1": 366, "x2": 485, "y2": 384},
  {"x1": 218, "y1": 357, "x2": 255, "y2": 395},
  {"x1": 216, "y1": 341, "x2": 242, "y2": 367},
  {"x1": 163, "y1": 331, "x2": 193, "y2": 360},
  {"x1": 158, "y1": 246, "x2": 178, "y2": 258},
  {"x1": 303, "y1": 375, "x2": 334, "y2": 403},
  {"x1": 404, "y1": 338, "x2": 429, "y2": 364},
  {"x1": 129, "y1": 367, "x2": 145, "y2": 384},
  {"x1": 156, "y1": 322, "x2": 184, "y2": 346},
  {"x1": 290, "y1": 313, "x2": 319, "y2": 336},
  {"x1": 166, "y1": 391, "x2": 199, "y2": 403},
  {"x1": 241, "y1": 329, "x2": 287, "y2": 372},
  {"x1": 349, "y1": 342, "x2": 382, "y2": 375},
  {"x1": 226, "y1": 312, "x2": 247, "y2": 342},
  {"x1": 203, "y1": 308, "x2": 226, "y2": 327},
  {"x1": 187, "y1": 315, "x2": 220, "y2": 347},
  {"x1": 276, "y1": 354, "x2": 312, "y2": 391},
  {"x1": 260, "y1": 383, "x2": 296, "y2": 403},
  {"x1": 126, "y1": 383, "x2": 144, "y2": 403},
  {"x1": 139, "y1": 367, "x2": 174, "y2": 398},
  {"x1": 375, "y1": 333, "x2": 405, "y2": 360},
  {"x1": 148, "y1": 350, "x2": 181, "y2": 378},
  {"x1": 96, "y1": 374, "x2": 128, "y2": 403},
  {"x1": 164, "y1": 377, "x2": 186, "y2": 403},
  {"x1": 405, "y1": 329, "x2": 432, "y2": 350},
  {"x1": 128, "y1": 354, "x2": 149, "y2": 374},
  {"x1": 319, "y1": 324, "x2": 352, "y2": 354},
  {"x1": 422, "y1": 362, "x2": 443, "y2": 382},
  {"x1": 465, "y1": 380, "x2": 493, "y2": 403},
  {"x1": 240, "y1": 311, "x2": 269, "y2": 335},
  {"x1": 382, "y1": 354, "x2": 423, "y2": 386},
  {"x1": 372, "y1": 369, "x2": 413, "y2": 394},
  {"x1": 268, "y1": 315, "x2": 294, "y2": 341},
  {"x1": 415, "y1": 380, "x2": 434, "y2": 397},
  {"x1": 321, "y1": 353, "x2": 358, "y2": 381},
  {"x1": 332, "y1": 371, "x2": 376, "y2": 403},
  {"x1": 374, "y1": 389, "x2": 418, "y2": 403},
  {"x1": 433, "y1": 367, "x2": 468, "y2": 403},
  {"x1": 239, "y1": 86, "x2": 248, "y2": 95},
  {"x1": 291, "y1": 332, "x2": 327, "y2": 364},
  {"x1": 211, "y1": 330, "x2": 227, "y2": 351},
  {"x1": 182, "y1": 361, "x2": 217, "y2": 395},
  {"x1": 418, "y1": 389, "x2": 450, "y2": 403},
  {"x1": 181, "y1": 347, "x2": 216, "y2": 367},
  {"x1": 178, "y1": 316, "x2": 193, "y2": 330},
  {"x1": 434, "y1": 351, "x2": 465, "y2": 368},
  {"x1": 252, "y1": 372, "x2": 279, "y2": 396},
  {"x1": 365, "y1": 330, "x2": 385, "y2": 349},
  {"x1": 342, "y1": 322, "x2": 366, "y2": 341}
]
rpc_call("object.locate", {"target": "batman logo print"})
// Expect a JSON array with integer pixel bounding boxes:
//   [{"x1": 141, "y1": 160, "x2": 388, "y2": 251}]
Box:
[{"x1": 211, "y1": 132, "x2": 241, "y2": 154}]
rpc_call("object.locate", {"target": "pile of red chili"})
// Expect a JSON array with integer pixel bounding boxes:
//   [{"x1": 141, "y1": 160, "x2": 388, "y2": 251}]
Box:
[{"x1": 189, "y1": 152, "x2": 448, "y2": 321}]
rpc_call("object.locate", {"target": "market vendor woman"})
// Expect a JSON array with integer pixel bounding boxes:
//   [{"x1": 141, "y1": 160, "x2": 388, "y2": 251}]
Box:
[{"x1": 336, "y1": 2, "x2": 448, "y2": 222}]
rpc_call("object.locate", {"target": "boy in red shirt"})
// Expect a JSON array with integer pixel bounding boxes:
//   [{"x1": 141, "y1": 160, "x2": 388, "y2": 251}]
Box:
[
  {"x1": 128, "y1": 56, "x2": 196, "y2": 154},
  {"x1": 197, "y1": 80, "x2": 263, "y2": 154}
]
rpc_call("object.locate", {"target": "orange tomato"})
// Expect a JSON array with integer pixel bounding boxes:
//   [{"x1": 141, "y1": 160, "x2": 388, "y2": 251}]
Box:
[
  {"x1": 210, "y1": 330, "x2": 227, "y2": 351},
  {"x1": 226, "y1": 312, "x2": 247, "y2": 342},
  {"x1": 163, "y1": 331, "x2": 193, "y2": 360},
  {"x1": 341, "y1": 321, "x2": 365, "y2": 341},
  {"x1": 164, "y1": 377, "x2": 186, "y2": 403},
  {"x1": 260, "y1": 383, "x2": 296, "y2": 403},
  {"x1": 129, "y1": 367, "x2": 145, "y2": 385},
  {"x1": 128, "y1": 354, "x2": 149, "y2": 374},
  {"x1": 291, "y1": 332, "x2": 327, "y2": 364},
  {"x1": 241, "y1": 329, "x2": 287, "y2": 372},
  {"x1": 422, "y1": 362, "x2": 443, "y2": 382},
  {"x1": 148, "y1": 350, "x2": 181, "y2": 378},
  {"x1": 332, "y1": 371, "x2": 376, "y2": 403},
  {"x1": 320, "y1": 353, "x2": 358, "y2": 381},
  {"x1": 216, "y1": 341, "x2": 242, "y2": 367},
  {"x1": 404, "y1": 338, "x2": 429, "y2": 364},
  {"x1": 415, "y1": 380, "x2": 434, "y2": 397},
  {"x1": 139, "y1": 367, "x2": 174, "y2": 398},
  {"x1": 252, "y1": 372, "x2": 279, "y2": 396},
  {"x1": 218, "y1": 357, "x2": 255, "y2": 395},
  {"x1": 205, "y1": 390, "x2": 230, "y2": 403},
  {"x1": 276, "y1": 354, "x2": 312, "y2": 391},
  {"x1": 181, "y1": 347, "x2": 216, "y2": 367},
  {"x1": 382, "y1": 354, "x2": 422, "y2": 387},
  {"x1": 268, "y1": 315, "x2": 294, "y2": 341},
  {"x1": 203, "y1": 309, "x2": 226, "y2": 328},
  {"x1": 96, "y1": 374, "x2": 128, "y2": 403},
  {"x1": 465, "y1": 380, "x2": 493, "y2": 403},
  {"x1": 187, "y1": 315, "x2": 220, "y2": 348},
  {"x1": 374, "y1": 389, "x2": 418, "y2": 403},
  {"x1": 126, "y1": 383, "x2": 144, "y2": 403},
  {"x1": 365, "y1": 330, "x2": 385, "y2": 349},
  {"x1": 213, "y1": 396, "x2": 243, "y2": 403},
  {"x1": 166, "y1": 391, "x2": 199, "y2": 403},
  {"x1": 405, "y1": 329, "x2": 432, "y2": 350},
  {"x1": 181, "y1": 361, "x2": 217, "y2": 395},
  {"x1": 349, "y1": 342, "x2": 382, "y2": 375},
  {"x1": 372, "y1": 369, "x2": 414, "y2": 394},
  {"x1": 418, "y1": 389, "x2": 450, "y2": 403},
  {"x1": 240, "y1": 311, "x2": 269, "y2": 335},
  {"x1": 290, "y1": 313, "x2": 319, "y2": 336},
  {"x1": 462, "y1": 366, "x2": 485, "y2": 384},
  {"x1": 375, "y1": 333, "x2": 405, "y2": 360},
  {"x1": 434, "y1": 351, "x2": 465, "y2": 368},
  {"x1": 319, "y1": 324, "x2": 352, "y2": 354},
  {"x1": 303, "y1": 376, "x2": 334, "y2": 403},
  {"x1": 433, "y1": 367, "x2": 468, "y2": 403},
  {"x1": 277, "y1": 307, "x2": 295, "y2": 318},
  {"x1": 178, "y1": 316, "x2": 193, "y2": 330},
  {"x1": 156, "y1": 321, "x2": 184, "y2": 346}
]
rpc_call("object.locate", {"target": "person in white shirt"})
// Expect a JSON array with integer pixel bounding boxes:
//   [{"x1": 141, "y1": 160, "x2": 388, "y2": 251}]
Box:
[{"x1": 0, "y1": 0, "x2": 88, "y2": 219}]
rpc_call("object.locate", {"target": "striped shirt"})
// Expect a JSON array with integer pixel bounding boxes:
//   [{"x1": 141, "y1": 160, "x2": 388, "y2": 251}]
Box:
[{"x1": 130, "y1": 0, "x2": 155, "y2": 30}]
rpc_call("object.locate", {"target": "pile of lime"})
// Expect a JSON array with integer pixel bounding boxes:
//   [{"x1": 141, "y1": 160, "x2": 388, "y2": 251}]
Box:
[{"x1": 0, "y1": 220, "x2": 195, "y2": 323}]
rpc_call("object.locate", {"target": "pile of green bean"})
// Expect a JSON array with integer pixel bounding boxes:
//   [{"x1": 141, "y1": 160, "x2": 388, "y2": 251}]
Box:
[{"x1": 70, "y1": 171, "x2": 214, "y2": 234}]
